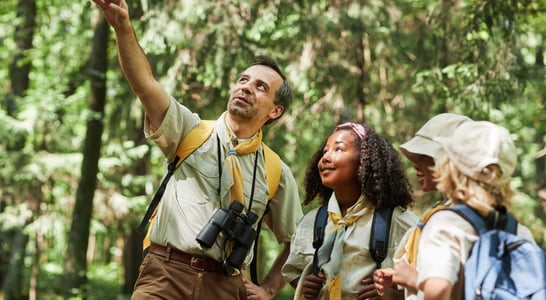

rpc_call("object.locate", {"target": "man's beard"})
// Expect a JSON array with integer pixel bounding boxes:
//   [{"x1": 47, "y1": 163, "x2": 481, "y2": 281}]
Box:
[{"x1": 227, "y1": 101, "x2": 255, "y2": 120}]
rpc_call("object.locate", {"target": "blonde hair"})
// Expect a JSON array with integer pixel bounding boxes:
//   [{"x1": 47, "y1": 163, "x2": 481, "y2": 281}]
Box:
[{"x1": 433, "y1": 155, "x2": 513, "y2": 215}]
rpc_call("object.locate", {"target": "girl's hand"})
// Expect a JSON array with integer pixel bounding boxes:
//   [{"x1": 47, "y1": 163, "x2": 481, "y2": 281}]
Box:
[
  {"x1": 302, "y1": 272, "x2": 326, "y2": 300},
  {"x1": 373, "y1": 268, "x2": 394, "y2": 296}
]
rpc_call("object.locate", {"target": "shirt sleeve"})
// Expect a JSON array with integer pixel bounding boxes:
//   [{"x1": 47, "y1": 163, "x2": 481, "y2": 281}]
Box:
[
  {"x1": 517, "y1": 223, "x2": 537, "y2": 244},
  {"x1": 387, "y1": 208, "x2": 418, "y2": 267},
  {"x1": 263, "y1": 161, "x2": 304, "y2": 244},
  {"x1": 281, "y1": 208, "x2": 317, "y2": 283},
  {"x1": 416, "y1": 210, "x2": 477, "y2": 287},
  {"x1": 144, "y1": 97, "x2": 200, "y2": 160}
]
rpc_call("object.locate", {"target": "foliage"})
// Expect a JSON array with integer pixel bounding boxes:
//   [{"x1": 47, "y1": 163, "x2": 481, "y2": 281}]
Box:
[{"x1": 0, "y1": 0, "x2": 545, "y2": 298}]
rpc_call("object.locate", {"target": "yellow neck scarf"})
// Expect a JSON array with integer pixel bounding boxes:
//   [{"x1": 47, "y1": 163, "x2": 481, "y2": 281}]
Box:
[
  {"x1": 223, "y1": 113, "x2": 262, "y2": 203},
  {"x1": 404, "y1": 203, "x2": 447, "y2": 266},
  {"x1": 317, "y1": 198, "x2": 369, "y2": 300}
]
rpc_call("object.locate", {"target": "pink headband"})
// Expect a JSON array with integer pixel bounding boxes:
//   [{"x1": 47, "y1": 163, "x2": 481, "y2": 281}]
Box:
[{"x1": 336, "y1": 122, "x2": 367, "y2": 140}]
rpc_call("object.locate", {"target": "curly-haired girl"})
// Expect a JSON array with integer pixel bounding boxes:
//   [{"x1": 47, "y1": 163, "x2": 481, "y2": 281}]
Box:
[{"x1": 282, "y1": 122, "x2": 417, "y2": 300}]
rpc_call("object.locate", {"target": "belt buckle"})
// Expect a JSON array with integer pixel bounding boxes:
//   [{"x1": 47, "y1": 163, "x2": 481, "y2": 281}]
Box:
[{"x1": 190, "y1": 256, "x2": 206, "y2": 271}]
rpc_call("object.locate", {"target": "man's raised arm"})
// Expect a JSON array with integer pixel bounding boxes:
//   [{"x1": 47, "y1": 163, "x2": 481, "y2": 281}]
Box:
[{"x1": 92, "y1": 0, "x2": 170, "y2": 128}]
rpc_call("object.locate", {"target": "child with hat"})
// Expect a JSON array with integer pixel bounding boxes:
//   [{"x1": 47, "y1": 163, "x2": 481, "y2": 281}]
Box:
[
  {"x1": 416, "y1": 121, "x2": 535, "y2": 299},
  {"x1": 374, "y1": 113, "x2": 472, "y2": 299}
]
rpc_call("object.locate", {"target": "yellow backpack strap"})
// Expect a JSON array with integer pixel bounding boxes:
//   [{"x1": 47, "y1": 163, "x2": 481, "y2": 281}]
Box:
[
  {"x1": 173, "y1": 120, "x2": 216, "y2": 168},
  {"x1": 142, "y1": 120, "x2": 215, "y2": 251},
  {"x1": 262, "y1": 143, "x2": 282, "y2": 200}
]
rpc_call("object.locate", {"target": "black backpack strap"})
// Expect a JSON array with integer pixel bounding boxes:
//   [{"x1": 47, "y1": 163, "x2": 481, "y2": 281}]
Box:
[
  {"x1": 249, "y1": 202, "x2": 270, "y2": 285},
  {"x1": 139, "y1": 122, "x2": 215, "y2": 235},
  {"x1": 137, "y1": 157, "x2": 180, "y2": 232},
  {"x1": 447, "y1": 204, "x2": 517, "y2": 235},
  {"x1": 312, "y1": 204, "x2": 329, "y2": 276},
  {"x1": 369, "y1": 206, "x2": 395, "y2": 268}
]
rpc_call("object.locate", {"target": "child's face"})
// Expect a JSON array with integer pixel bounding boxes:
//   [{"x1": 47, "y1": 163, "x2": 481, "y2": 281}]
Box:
[
  {"x1": 410, "y1": 154, "x2": 436, "y2": 192},
  {"x1": 318, "y1": 130, "x2": 360, "y2": 191}
]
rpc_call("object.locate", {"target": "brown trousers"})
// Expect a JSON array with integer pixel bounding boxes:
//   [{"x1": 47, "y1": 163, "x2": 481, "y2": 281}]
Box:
[{"x1": 131, "y1": 253, "x2": 247, "y2": 299}]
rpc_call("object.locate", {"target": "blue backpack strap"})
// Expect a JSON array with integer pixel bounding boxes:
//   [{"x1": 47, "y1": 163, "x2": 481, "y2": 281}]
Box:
[
  {"x1": 447, "y1": 204, "x2": 517, "y2": 234},
  {"x1": 312, "y1": 204, "x2": 329, "y2": 276},
  {"x1": 485, "y1": 205, "x2": 517, "y2": 234},
  {"x1": 504, "y1": 214, "x2": 517, "y2": 234},
  {"x1": 369, "y1": 206, "x2": 395, "y2": 268},
  {"x1": 447, "y1": 204, "x2": 488, "y2": 235}
]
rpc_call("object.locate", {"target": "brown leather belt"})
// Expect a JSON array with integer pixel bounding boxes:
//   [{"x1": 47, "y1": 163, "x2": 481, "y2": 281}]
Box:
[{"x1": 149, "y1": 243, "x2": 225, "y2": 273}]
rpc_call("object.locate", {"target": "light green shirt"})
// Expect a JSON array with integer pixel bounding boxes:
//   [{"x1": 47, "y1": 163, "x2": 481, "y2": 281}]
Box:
[{"x1": 144, "y1": 97, "x2": 303, "y2": 264}]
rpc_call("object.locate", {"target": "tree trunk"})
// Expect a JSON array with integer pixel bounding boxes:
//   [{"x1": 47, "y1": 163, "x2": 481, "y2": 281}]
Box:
[
  {"x1": 2, "y1": 229, "x2": 28, "y2": 300},
  {"x1": 534, "y1": 46, "x2": 546, "y2": 225},
  {"x1": 5, "y1": 0, "x2": 36, "y2": 117},
  {"x1": 123, "y1": 229, "x2": 143, "y2": 294},
  {"x1": 62, "y1": 16, "x2": 109, "y2": 299},
  {"x1": 123, "y1": 123, "x2": 148, "y2": 294},
  {"x1": 1, "y1": 0, "x2": 36, "y2": 298}
]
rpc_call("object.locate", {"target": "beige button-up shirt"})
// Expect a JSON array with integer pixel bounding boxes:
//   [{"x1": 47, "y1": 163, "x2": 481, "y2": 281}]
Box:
[{"x1": 144, "y1": 98, "x2": 303, "y2": 264}]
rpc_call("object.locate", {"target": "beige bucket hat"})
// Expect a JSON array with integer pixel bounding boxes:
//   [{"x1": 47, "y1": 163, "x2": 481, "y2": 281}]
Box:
[
  {"x1": 434, "y1": 121, "x2": 516, "y2": 184},
  {"x1": 400, "y1": 113, "x2": 473, "y2": 161}
]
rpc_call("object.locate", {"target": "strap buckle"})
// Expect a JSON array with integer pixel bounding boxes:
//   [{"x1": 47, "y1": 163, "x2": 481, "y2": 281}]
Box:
[{"x1": 190, "y1": 256, "x2": 206, "y2": 271}]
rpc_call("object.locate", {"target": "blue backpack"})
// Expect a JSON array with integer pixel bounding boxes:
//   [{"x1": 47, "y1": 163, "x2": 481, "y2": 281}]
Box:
[{"x1": 448, "y1": 204, "x2": 546, "y2": 300}]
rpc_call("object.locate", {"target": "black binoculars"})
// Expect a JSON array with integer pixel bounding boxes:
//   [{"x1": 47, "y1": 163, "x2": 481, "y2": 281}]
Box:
[{"x1": 196, "y1": 201, "x2": 258, "y2": 275}]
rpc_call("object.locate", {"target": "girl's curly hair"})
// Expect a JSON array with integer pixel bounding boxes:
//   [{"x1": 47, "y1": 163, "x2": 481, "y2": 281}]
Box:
[{"x1": 303, "y1": 123, "x2": 414, "y2": 209}]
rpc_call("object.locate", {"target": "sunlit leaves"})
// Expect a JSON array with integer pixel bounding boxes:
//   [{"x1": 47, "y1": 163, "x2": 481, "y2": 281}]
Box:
[{"x1": 1, "y1": 0, "x2": 546, "y2": 297}]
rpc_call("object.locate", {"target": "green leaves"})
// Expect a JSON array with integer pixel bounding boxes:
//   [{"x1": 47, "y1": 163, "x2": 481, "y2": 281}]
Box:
[{"x1": 1, "y1": 0, "x2": 546, "y2": 298}]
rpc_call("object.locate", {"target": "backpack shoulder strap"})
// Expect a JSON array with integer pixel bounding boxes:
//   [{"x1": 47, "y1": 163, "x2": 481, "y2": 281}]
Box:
[
  {"x1": 312, "y1": 204, "x2": 329, "y2": 275},
  {"x1": 503, "y1": 213, "x2": 517, "y2": 234},
  {"x1": 311, "y1": 205, "x2": 396, "y2": 272},
  {"x1": 369, "y1": 206, "x2": 395, "y2": 268},
  {"x1": 447, "y1": 204, "x2": 518, "y2": 235},
  {"x1": 173, "y1": 120, "x2": 216, "y2": 168},
  {"x1": 140, "y1": 120, "x2": 215, "y2": 250},
  {"x1": 262, "y1": 143, "x2": 282, "y2": 200},
  {"x1": 446, "y1": 204, "x2": 487, "y2": 234}
]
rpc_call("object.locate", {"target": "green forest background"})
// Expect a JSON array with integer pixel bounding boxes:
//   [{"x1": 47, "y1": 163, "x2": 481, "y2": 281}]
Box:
[{"x1": 1, "y1": 0, "x2": 545, "y2": 299}]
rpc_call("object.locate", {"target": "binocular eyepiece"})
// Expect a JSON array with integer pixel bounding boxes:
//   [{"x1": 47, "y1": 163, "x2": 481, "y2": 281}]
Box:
[{"x1": 196, "y1": 201, "x2": 258, "y2": 275}]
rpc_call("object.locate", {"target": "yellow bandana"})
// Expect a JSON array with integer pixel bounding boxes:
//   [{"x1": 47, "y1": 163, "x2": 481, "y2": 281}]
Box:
[
  {"x1": 317, "y1": 198, "x2": 369, "y2": 300},
  {"x1": 404, "y1": 203, "x2": 447, "y2": 266},
  {"x1": 223, "y1": 113, "x2": 263, "y2": 204}
]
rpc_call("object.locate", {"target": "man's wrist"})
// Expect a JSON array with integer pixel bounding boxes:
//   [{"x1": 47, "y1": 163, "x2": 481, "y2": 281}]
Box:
[{"x1": 260, "y1": 285, "x2": 276, "y2": 300}]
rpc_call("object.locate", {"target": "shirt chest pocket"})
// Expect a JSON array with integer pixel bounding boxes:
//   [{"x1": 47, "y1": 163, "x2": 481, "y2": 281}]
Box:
[
  {"x1": 243, "y1": 179, "x2": 268, "y2": 218},
  {"x1": 175, "y1": 148, "x2": 221, "y2": 205}
]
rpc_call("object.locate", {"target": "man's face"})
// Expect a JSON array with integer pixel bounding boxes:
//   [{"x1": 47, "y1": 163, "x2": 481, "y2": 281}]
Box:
[{"x1": 227, "y1": 65, "x2": 283, "y2": 123}]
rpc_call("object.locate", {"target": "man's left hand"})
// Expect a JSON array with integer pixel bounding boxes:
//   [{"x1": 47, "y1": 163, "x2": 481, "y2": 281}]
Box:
[{"x1": 243, "y1": 278, "x2": 272, "y2": 300}]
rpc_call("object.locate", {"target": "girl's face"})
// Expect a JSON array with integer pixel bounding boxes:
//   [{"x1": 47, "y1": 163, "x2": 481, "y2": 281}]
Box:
[
  {"x1": 410, "y1": 154, "x2": 436, "y2": 192},
  {"x1": 318, "y1": 130, "x2": 360, "y2": 191}
]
